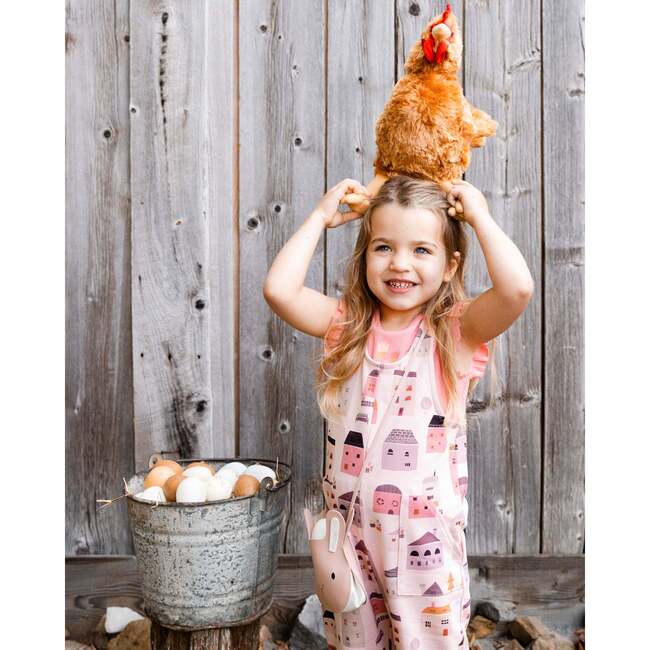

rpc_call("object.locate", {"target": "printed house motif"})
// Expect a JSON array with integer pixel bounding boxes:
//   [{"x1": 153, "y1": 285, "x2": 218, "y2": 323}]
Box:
[
  {"x1": 409, "y1": 494, "x2": 437, "y2": 518},
  {"x1": 390, "y1": 370, "x2": 417, "y2": 417},
  {"x1": 427, "y1": 414, "x2": 447, "y2": 453},
  {"x1": 325, "y1": 434, "x2": 335, "y2": 479},
  {"x1": 421, "y1": 601, "x2": 452, "y2": 637},
  {"x1": 341, "y1": 430, "x2": 365, "y2": 477},
  {"x1": 322, "y1": 610, "x2": 337, "y2": 648},
  {"x1": 382, "y1": 428, "x2": 418, "y2": 471},
  {"x1": 355, "y1": 540, "x2": 380, "y2": 587},
  {"x1": 341, "y1": 609, "x2": 365, "y2": 648},
  {"x1": 360, "y1": 397, "x2": 377, "y2": 425},
  {"x1": 407, "y1": 531, "x2": 443, "y2": 570},
  {"x1": 338, "y1": 491, "x2": 362, "y2": 527},
  {"x1": 373, "y1": 484, "x2": 402, "y2": 515},
  {"x1": 449, "y1": 432, "x2": 468, "y2": 497},
  {"x1": 363, "y1": 368, "x2": 380, "y2": 398}
]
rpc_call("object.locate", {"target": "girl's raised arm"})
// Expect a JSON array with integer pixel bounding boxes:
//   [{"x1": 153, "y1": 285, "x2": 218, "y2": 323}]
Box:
[
  {"x1": 448, "y1": 180, "x2": 534, "y2": 347},
  {"x1": 263, "y1": 179, "x2": 368, "y2": 338}
]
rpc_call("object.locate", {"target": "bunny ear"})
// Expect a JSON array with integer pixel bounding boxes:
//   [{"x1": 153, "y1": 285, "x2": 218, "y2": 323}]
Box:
[
  {"x1": 325, "y1": 510, "x2": 345, "y2": 552},
  {"x1": 303, "y1": 508, "x2": 314, "y2": 537}
]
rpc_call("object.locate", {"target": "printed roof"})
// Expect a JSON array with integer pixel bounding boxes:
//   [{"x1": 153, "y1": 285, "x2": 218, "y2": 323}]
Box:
[{"x1": 385, "y1": 428, "x2": 417, "y2": 444}]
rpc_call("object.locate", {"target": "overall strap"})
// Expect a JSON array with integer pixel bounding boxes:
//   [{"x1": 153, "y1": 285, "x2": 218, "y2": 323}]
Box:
[{"x1": 343, "y1": 324, "x2": 426, "y2": 535}]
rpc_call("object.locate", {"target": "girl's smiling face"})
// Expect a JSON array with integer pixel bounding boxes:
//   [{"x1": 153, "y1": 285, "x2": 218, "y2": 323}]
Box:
[{"x1": 365, "y1": 203, "x2": 459, "y2": 326}]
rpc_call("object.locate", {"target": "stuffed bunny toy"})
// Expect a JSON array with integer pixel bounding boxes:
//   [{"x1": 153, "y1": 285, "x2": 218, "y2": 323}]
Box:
[{"x1": 303, "y1": 508, "x2": 367, "y2": 613}]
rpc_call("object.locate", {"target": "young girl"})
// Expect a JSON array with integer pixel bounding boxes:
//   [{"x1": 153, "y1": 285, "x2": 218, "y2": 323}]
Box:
[{"x1": 264, "y1": 175, "x2": 533, "y2": 650}]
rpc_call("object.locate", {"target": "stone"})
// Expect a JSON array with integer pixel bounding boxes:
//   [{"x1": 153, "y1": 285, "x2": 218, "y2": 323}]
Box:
[
  {"x1": 509, "y1": 616, "x2": 551, "y2": 645},
  {"x1": 65, "y1": 643, "x2": 93, "y2": 650},
  {"x1": 298, "y1": 594, "x2": 326, "y2": 639},
  {"x1": 494, "y1": 640, "x2": 525, "y2": 650},
  {"x1": 546, "y1": 631, "x2": 575, "y2": 650},
  {"x1": 468, "y1": 614, "x2": 497, "y2": 639},
  {"x1": 530, "y1": 636, "x2": 555, "y2": 650},
  {"x1": 104, "y1": 606, "x2": 145, "y2": 634},
  {"x1": 475, "y1": 599, "x2": 517, "y2": 623},
  {"x1": 287, "y1": 596, "x2": 328, "y2": 650},
  {"x1": 107, "y1": 618, "x2": 151, "y2": 650}
]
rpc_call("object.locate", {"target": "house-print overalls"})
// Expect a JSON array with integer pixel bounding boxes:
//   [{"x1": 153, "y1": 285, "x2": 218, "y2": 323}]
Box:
[{"x1": 320, "y1": 302, "x2": 488, "y2": 650}]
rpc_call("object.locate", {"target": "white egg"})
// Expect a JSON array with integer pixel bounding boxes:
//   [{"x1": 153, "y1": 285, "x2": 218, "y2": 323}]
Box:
[
  {"x1": 220, "y1": 461, "x2": 247, "y2": 477},
  {"x1": 205, "y1": 476, "x2": 232, "y2": 501},
  {"x1": 243, "y1": 464, "x2": 276, "y2": 483},
  {"x1": 182, "y1": 466, "x2": 213, "y2": 482},
  {"x1": 214, "y1": 467, "x2": 238, "y2": 486},
  {"x1": 136, "y1": 486, "x2": 167, "y2": 503},
  {"x1": 175, "y1": 477, "x2": 208, "y2": 504}
]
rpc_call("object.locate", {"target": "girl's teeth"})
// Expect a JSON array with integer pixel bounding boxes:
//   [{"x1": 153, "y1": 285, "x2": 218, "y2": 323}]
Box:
[{"x1": 388, "y1": 281, "x2": 413, "y2": 288}]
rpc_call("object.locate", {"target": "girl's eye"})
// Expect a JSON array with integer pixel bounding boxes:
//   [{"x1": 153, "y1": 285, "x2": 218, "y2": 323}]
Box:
[{"x1": 373, "y1": 245, "x2": 431, "y2": 254}]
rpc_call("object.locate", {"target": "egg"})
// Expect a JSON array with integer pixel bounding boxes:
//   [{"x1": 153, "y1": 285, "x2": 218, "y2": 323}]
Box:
[
  {"x1": 220, "y1": 461, "x2": 247, "y2": 477},
  {"x1": 182, "y1": 466, "x2": 213, "y2": 482},
  {"x1": 144, "y1": 465, "x2": 178, "y2": 489},
  {"x1": 233, "y1": 474, "x2": 260, "y2": 497},
  {"x1": 135, "y1": 486, "x2": 167, "y2": 503},
  {"x1": 186, "y1": 461, "x2": 215, "y2": 475},
  {"x1": 243, "y1": 464, "x2": 276, "y2": 483},
  {"x1": 175, "y1": 477, "x2": 208, "y2": 504},
  {"x1": 151, "y1": 458, "x2": 183, "y2": 474},
  {"x1": 214, "y1": 467, "x2": 238, "y2": 486},
  {"x1": 162, "y1": 473, "x2": 184, "y2": 502},
  {"x1": 205, "y1": 476, "x2": 232, "y2": 501}
]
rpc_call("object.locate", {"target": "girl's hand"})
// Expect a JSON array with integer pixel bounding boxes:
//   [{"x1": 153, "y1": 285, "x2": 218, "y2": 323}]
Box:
[
  {"x1": 445, "y1": 180, "x2": 490, "y2": 227},
  {"x1": 314, "y1": 179, "x2": 370, "y2": 228}
]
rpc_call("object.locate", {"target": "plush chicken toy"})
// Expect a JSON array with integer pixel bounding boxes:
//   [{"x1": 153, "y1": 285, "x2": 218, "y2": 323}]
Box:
[{"x1": 344, "y1": 4, "x2": 497, "y2": 217}]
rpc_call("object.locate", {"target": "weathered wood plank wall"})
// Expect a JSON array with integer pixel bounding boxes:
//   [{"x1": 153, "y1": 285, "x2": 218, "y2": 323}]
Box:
[{"x1": 65, "y1": 0, "x2": 584, "y2": 557}]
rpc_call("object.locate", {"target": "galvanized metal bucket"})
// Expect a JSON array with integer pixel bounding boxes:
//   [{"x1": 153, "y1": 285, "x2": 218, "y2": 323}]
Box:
[{"x1": 126, "y1": 458, "x2": 291, "y2": 630}]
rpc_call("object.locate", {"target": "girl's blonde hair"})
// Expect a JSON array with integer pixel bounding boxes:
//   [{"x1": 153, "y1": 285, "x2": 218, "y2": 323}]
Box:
[{"x1": 314, "y1": 175, "x2": 496, "y2": 425}]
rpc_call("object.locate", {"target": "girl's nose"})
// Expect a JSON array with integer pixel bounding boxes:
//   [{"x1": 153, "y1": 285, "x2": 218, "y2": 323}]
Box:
[{"x1": 389, "y1": 253, "x2": 411, "y2": 271}]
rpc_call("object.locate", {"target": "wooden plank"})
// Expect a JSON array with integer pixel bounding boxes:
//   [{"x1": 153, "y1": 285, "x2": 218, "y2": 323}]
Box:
[
  {"x1": 238, "y1": 0, "x2": 326, "y2": 554},
  {"x1": 130, "y1": 1, "x2": 213, "y2": 469},
  {"x1": 65, "y1": 0, "x2": 134, "y2": 555},
  {"x1": 542, "y1": 0, "x2": 585, "y2": 553},
  {"x1": 66, "y1": 554, "x2": 584, "y2": 642},
  {"x1": 463, "y1": 0, "x2": 543, "y2": 554},
  {"x1": 206, "y1": 0, "x2": 236, "y2": 458}
]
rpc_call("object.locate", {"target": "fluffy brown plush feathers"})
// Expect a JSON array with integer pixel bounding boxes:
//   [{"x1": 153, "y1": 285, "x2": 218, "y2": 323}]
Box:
[{"x1": 344, "y1": 4, "x2": 497, "y2": 211}]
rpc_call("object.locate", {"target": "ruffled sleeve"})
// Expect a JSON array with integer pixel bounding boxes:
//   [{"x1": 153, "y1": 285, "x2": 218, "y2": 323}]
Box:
[
  {"x1": 449, "y1": 300, "x2": 490, "y2": 380},
  {"x1": 323, "y1": 299, "x2": 347, "y2": 354}
]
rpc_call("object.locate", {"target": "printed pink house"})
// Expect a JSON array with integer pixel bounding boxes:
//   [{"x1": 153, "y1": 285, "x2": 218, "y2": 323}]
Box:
[
  {"x1": 322, "y1": 610, "x2": 337, "y2": 650},
  {"x1": 373, "y1": 484, "x2": 402, "y2": 515},
  {"x1": 341, "y1": 430, "x2": 365, "y2": 476},
  {"x1": 355, "y1": 540, "x2": 380, "y2": 587},
  {"x1": 338, "y1": 491, "x2": 362, "y2": 527},
  {"x1": 407, "y1": 531, "x2": 443, "y2": 570},
  {"x1": 369, "y1": 591, "x2": 389, "y2": 628},
  {"x1": 382, "y1": 428, "x2": 418, "y2": 471},
  {"x1": 449, "y1": 433, "x2": 468, "y2": 497},
  {"x1": 363, "y1": 368, "x2": 380, "y2": 398},
  {"x1": 341, "y1": 609, "x2": 365, "y2": 648},
  {"x1": 409, "y1": 494, "x2": 437, "y2": 518},
  {"x1": 392, "y1": 370, "x2": 417, "y2": 417},
  {"x1": 427, "y1": 414, "x2": 447, "y2": 453}
]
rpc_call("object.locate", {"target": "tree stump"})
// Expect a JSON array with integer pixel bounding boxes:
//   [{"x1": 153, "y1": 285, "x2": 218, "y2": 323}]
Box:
[{"x1": 150, "y1": 618, "x2": 261, "y2": 650}]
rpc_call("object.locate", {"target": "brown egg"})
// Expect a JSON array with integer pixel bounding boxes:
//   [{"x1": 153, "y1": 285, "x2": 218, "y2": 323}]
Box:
[
  {"x1": 144, "y1": 465, "x2": 177, "y2": 489},
  {"x1": 162, "y1": 473, "x2": 184, "y2": 502},
  {"x1": 233, "y1": 474, "x2": 260, "y2": 497},
  {"x1": 152, "y1": 459, "x2": 183, "y2": 474},
  {"x1": 186, "y1": 461, "x2": 215, "y2": 475}
]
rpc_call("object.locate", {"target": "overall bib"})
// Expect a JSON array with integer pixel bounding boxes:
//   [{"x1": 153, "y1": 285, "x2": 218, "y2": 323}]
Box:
[{"x1": 321, "y1": 306, "x2": 476, "y2": 650}]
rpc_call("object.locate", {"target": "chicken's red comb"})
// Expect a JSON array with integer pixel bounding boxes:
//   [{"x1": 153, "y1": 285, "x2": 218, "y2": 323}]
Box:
[{"x1": 433, "y1": 4, "x2": 452, "y2": 27}]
